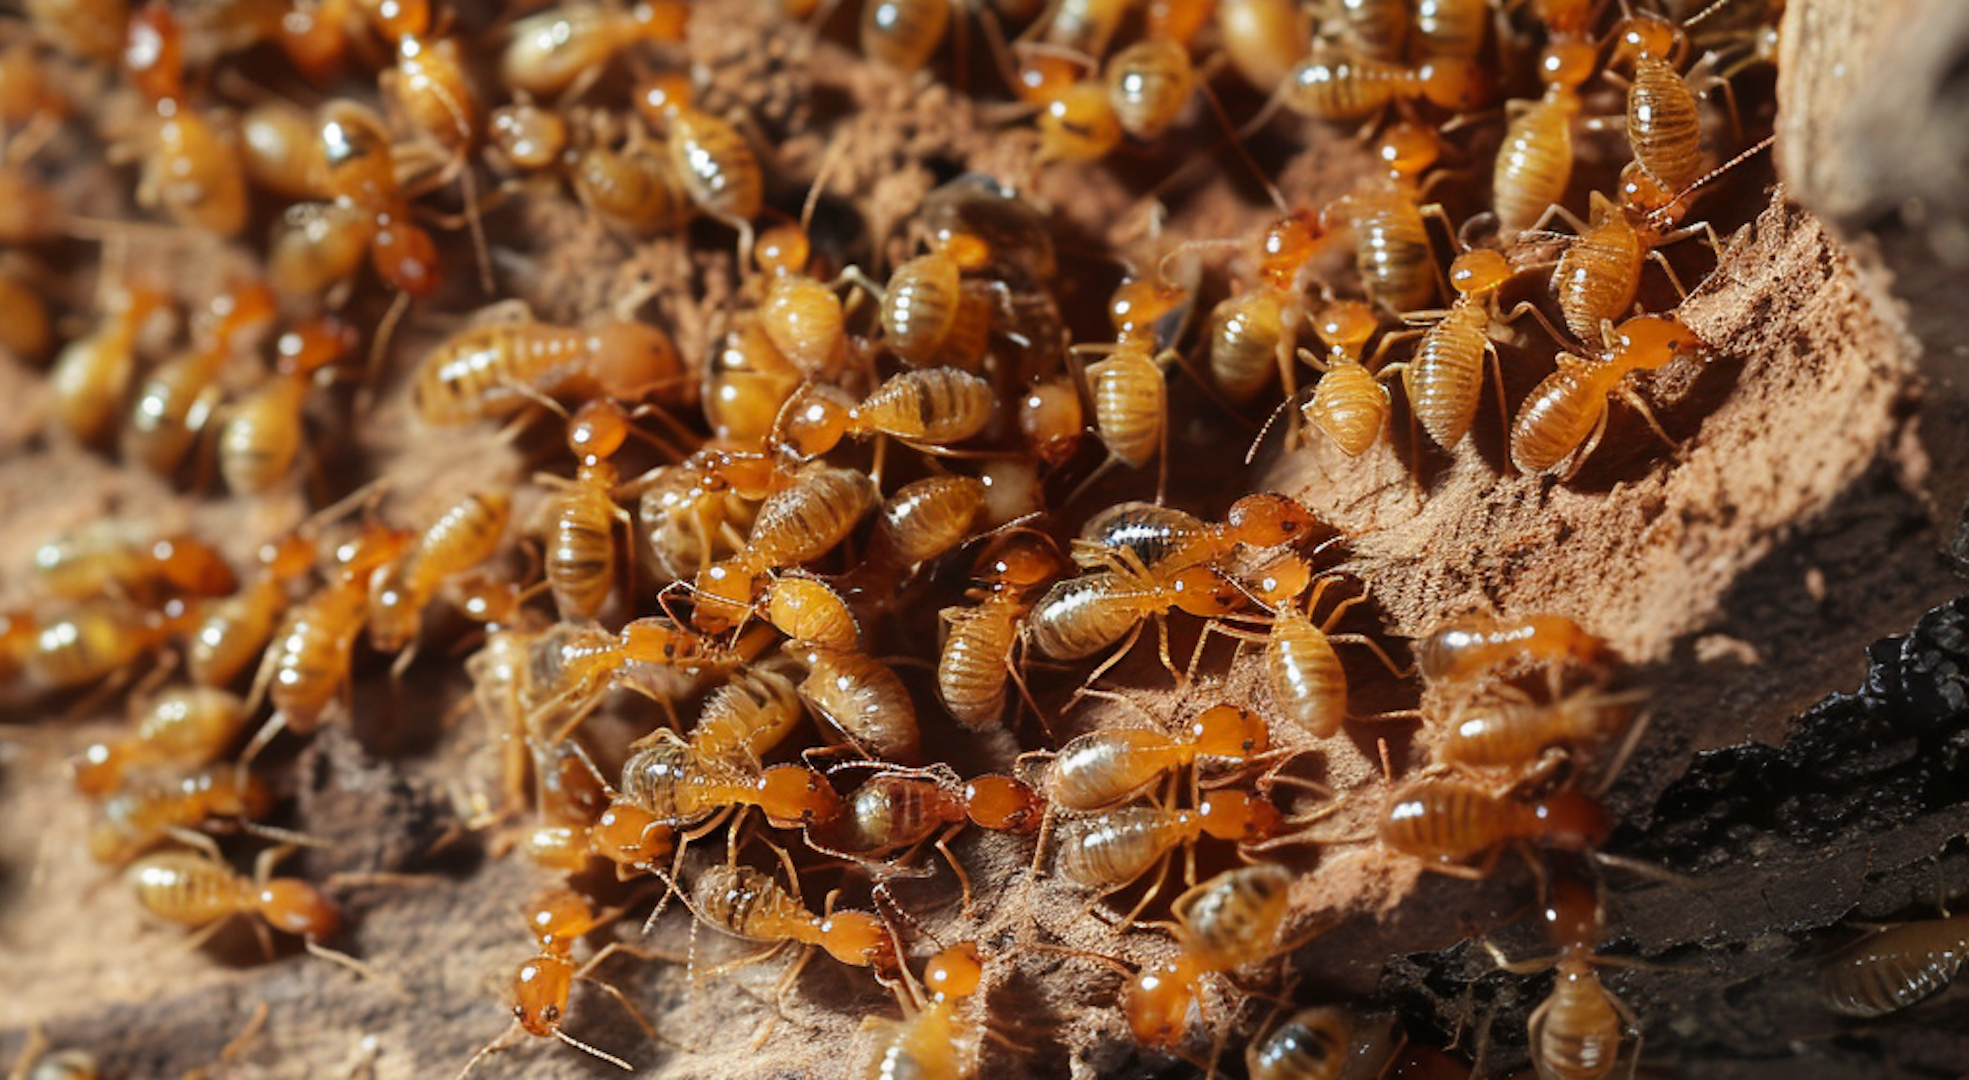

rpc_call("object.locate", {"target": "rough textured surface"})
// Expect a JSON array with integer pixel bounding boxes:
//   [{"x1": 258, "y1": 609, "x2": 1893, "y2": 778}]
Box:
[{"x1": 2, "y1": 3, "x2": 1968, "y2": 1080}]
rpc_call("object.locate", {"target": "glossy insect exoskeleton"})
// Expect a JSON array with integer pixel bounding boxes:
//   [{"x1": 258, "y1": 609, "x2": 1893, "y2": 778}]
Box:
[
  {"x1": 20, "y1": 599, "x2": 177, "y2": 693},
  {"x1": 1549, "y1": 163, "x2": 1722, "y2": 344},
  {"x1": 51, "y1": 281, "x2": 165, "y2": 447},
  {"x1": 30, "y1": 524, "x2": 236, "y2": 605},
  {"x1": 938, "y1": 532, "x2": 1065, "y2": 729},
  {"x1": 368, "y1": 490, "x2": 512, "y2": 653},
  {"x1": 1259, "y1": 575, "x2": 1406, "y2": 738},
  {"x1": 501, "y1": 2, "x2": 689, "y2": 97},
  {"x1": 1245, "y1": 1006, "x2": 1354, "y2": 1080},
  {"x1": 1105, "y1": 35, "x2": 1196, "y2": 141},
  {"x1": 536, "y1": 400, "x2": 642, "y2": 621},
  {"x1": 863, "y1": 941, "x2": 989, "y2": 1079},
  {"x1": 1283, "y1": 47, "x2": 1483, "y2": 124},
  {"x1": 247, "y1": 522, "x2": 412, "y2": 752},
  {"x1": 691, "y1": 462, "x2": 878, "y2": 631},
  {"x1": 455, "y1": 885, "x2": 664, "y2": 1077},
  {"x1": 217, "y1": 316, "x2": 353, "y2": 496},
  {"x1": 796, "y1": 646, "x2": 922, "y2": 762},
  {"x1": 1610, "y1": 13, "x2": 1704, "y2": 193},
  {"x1": 121, "y1": 6, "x2": 249, "y2": 236},
  {"x1": 1077, "y1": 495, "x2": 1319, "y2": 579},
  {"x1": 633, "y1": 74, "x2": 764, "y2": 226},
  {"x1": 1217, "y1": 0, "x2": 1311, "y2": 92},
  {"x1": 1039, "y1": 703, "x2": 1272, "y2": 812},
  {"x1": 1207, "y1": 212, "x2": 1325, "y2": 404},
  {"x1": 1298, "y1": 300, "x2": 1392, "y2": 456},
  {"x1": 1820, "y1": 909, "x2": 1969, "y2": 1018},
  {"x1": 1025, "y1": 562, "x2": 1246, "y2": 682},
  {"x1": 1489, "y1": 874, "x2": 1634, "y2": 1080},
  {"x1": 619, "y1": 736, "x2": 842, "y2": 831},
  {"x1": 861, "y1": 0, "x2": 954, "y2": 73},
  {"x1": 1055, "y1": 791, "x2": 1283, "y2": 895},
  {"x1": 1379, "y1": 777, "x2": 1609, "y2": 871},
  {"x1": 125, "y1": 278, "x2": 278, "y2": 476},
  {"x1": 1493, "y1": 41, "x2": 1597, "y2": 239},
  {"x1": 1323, "y1": 123, "x2": 1455, "y2": 315},
  {"x1": 413, "y1": 315, "x2": 683, "y2": 426},
  {"x1": 71, "y1": 686, "x2": 247, "y2": 797},
  {"x1": 1509, "y1": 315, "x2": 1704, "y2": 477},
  {"x1": 687, "y1": 861, "x2": 899, "y2": 974},
  {"x1": 186, "y1": 532, "x2": 316, "y2": 688},
  {"x1": 1393, "y1": 248, "x2": 1520, "y2": 451},
  {"x1": 1125, "y1": 863, "x2": 1295, "y2": 1048},
  {"x1": 127, "y1": 845, "x2": 340, "y2": 945},
  {"x1": 1440, "y1": 686, "x2": 1640, "y2": 771},
  {"x1": 90, "y1": 765, "x2": 272, "y2": 864},
  {"x1": 1415, "y1": 611, "x2": 1610, "y2": 686},
  {"x1": 775, "y1": 368, "x2": 997, "y2": 458}
]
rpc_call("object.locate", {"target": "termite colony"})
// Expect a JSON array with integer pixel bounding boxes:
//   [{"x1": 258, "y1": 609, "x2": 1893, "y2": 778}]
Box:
[{"x1": 0, "y1": 0, "x2": 1801, "y2": 1076}]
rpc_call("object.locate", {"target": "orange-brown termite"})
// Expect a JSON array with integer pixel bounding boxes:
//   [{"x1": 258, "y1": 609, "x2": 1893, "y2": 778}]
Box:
[
  {"x1": 121, "y1": 6, "x2": 249, "y2": 236},
  {"x1": 1820, "y1": 908, "x2": 1969, "y2": 1018},
  {"x1": 50, "y1": 279, "x2": 165, "y2": 447},
  {"x1": 368, "y1": 490, "x2": 512, "y2": 655},
  {"x1": 500, "y1": 2, "x2": 689, "y2": 98},
  {"x1": 1379, "y1": 777, "x2": 1610, "y2": 876},
  {"x1": 454, "y1": 886, "x2": 676, "y2": 1078},
  {"x1": 938, "y1": 532, "x2": 1065, "y2": 730},
  {"x1": 1547, "y1": 161, "x2": 1727, "y2": 345},
  {"x1": 1509, "y1": 314, "x2": 1705, "y2": 477},
  {"x1": 89, "y1": 765, "x2": 273, "y2": 864},
  {"x1": 216, "y1": 316, "x2": 354, "y2": 496},
  {"x1": 71, "y1": 686, "x2": 248, "y2": 797},
  {"x1": 125, "y1": 277, "x2": 278, "y2": 477},
  {"x1": 1485, "y1": 873, "x2": 1637, "y2": 1080},
  {"x1": 1415, "y1": 611, "x2": 1611, "y2": 687},
  {"x1": 412, "y1": 313, "x2": 683, "y2": 426}
]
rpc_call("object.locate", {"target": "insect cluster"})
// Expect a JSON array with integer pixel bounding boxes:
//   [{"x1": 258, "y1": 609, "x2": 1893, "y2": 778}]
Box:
[{"x1": 0, "y1": 0, "x2": 1857, "y2": 1077}]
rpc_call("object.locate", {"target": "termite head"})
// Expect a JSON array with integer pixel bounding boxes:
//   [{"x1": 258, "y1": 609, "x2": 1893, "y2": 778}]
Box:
[
  {"x1": 124, "y1": 5, "x2": 184, "y2": 105},
  {"x1": 964, "y1": 775, "x2": 1042, "y2": 832},
  {"x1": 1109, "y1": 278, "x2": 1190, "y2": 341},
  {"x1": 773, "y1": 383, "x2": 854, "y2": 458},
  {"x1": 934, "y1": 231, "x2": 993, "y2": 273},
  {"x1": 1448, "y1": 249, "x2": 1513, "y2": 297},
  {"x1": 513, "y1": 954, "x2": 577, "y2": 1037},
  {"x1": 1609, "y1": 12, "x2": 1684, "y2": 66},
  {"x1": 818, "y1": 908, "x2": 899, "y2": 973},
  {"x1": 1314, "y1": 300, "x2": 1377, "y2": 352},
  {"x1": 1619, "y1": 161, "x2": 1690, "y2": 223},
  {"x1": 1190, "y1": 704, "x2": 1270, "y2": 758},
  {"x1": 1255, "y1": 211, "x2": 1324, "y2": 290},
  {"x1": 1226, "y1": 492, "x2": 1321, "y2": 547},
  {"x1": 1125, "y1": 954, "x2": 1207, "y2": 1047},
  {"x1": 754, "y1": 223, "x2": 811, "y2": 277},
  {"x1": 924, "y1": 941, "x2": 984, "y2": 1004},
  {"x1": 1168, "y1": 566, "x2": 1247, "y2": 618},
  {"x1": 1199, "y1": 789, "x2": 1284, "y2": 842},
  {"x1": 634, "y1": 72, "x2": 694, "y2": 123},
  {"x1": 759, "y1": 764, "x2": 843, "y2": 828},
  {"x1": 590, "y1": 801, "x2": 675, "y2": 874},
  {"x1": 257, "y1": 879, "x2": 341, "y2": 939},
  {"x1": 569, "y1": 399, "x2": 631, "y2": 465},
  {"x1": 1539, "y1": 40, "x2": 1596, "y2": 94},
  {"x1": 974, "y1": 532, "x2": 1066, "y2": 591},
  {"x1": 275, "y1": 315, "x2": 355, "y2": 379},
  {"x1": 1543, "y1": 874, "x2": 1602, "y2": 951},
  {"x1": 1532, "y1": 790, "x2": 1611, "y2": 850},
  {"x1": 1414, "y1": 60, "x2": 1486, "y2": 113},
  {"x1": 1612, "y1": 315, "x2": 1704, "y2": 371},
  {"x1": 691, "y1": 560, "x2": 760, "y2": 632}
]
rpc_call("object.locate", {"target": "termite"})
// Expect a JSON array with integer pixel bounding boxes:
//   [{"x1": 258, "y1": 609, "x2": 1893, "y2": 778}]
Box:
[
  {"x1": 1025, "y1": 561, "x2": 1249, "y2": 689},
  {"x1": 1075, "y1": 491, "x2": 1321, "y2": 576},
  {"x1": 411, "y1": 314, "x2": 683, "y2": 426},
  {"x1": 1415, "y1": 611, "x2": 1611, "y2": 687},
  {"x1": 690, "y1": 462, "x2": 878, "y2": 631},
  {"x1": 216, "y1": 315, "x2": 353, "y2": 495},
  {"x1": 1379, "y1": 776, "x2": 1610, "y2": 876},
  {"x1": 938, "y1": 532, "x2": 1065, "y2": 730},
  {"x1": 1820, "y1": 907, "x2": 1969, "y2": 1018},
  {"x1": 1508, "y1": 314, "x2": 1704, "y2": 477},
  {"x1": 795, "y1": 645, "x2": 923, "y2": 762},
  {"x1": 774, "y1": 368, "x2": 997, "y2": 460},
  {"x1": 1322, "y1": 123, "x2": 1459, "y2": 315},
  {"x1": 1486, "y1": 873, "x2": 1637, "y2": 1080},
  {"x1": 71, "y1": 686, "x2": 247, "y2": 797},
  {"x1": 30, "y1": 524, "x2": 237, "y2": 605},
  {"x1": 367, "y1": 490, "x2": 512, "y2": 655},
  {"x1": 125, "y1": 278, "x2": 278, "y2": 477},
  {"x1": 1206, "y1": 211, "x2": 1326, "y2": 405},
  {"x1": 89, "y1": 765, "x2": 273, "y2": 864},
  {"x1": 1282, "y1": 48, "x2": 1484, "y2": 126},
  {"x1": 121, "y1": 6, "x2": 249, "y2": 236},
  {"x1": 500, "y1": 2, "x2": 689, "y2": 98}
]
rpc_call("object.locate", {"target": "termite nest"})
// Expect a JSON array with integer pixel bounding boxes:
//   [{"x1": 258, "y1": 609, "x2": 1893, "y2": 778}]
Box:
[{"x1": 0, "y1": 1, "x2": 1950, "y2": 1078}]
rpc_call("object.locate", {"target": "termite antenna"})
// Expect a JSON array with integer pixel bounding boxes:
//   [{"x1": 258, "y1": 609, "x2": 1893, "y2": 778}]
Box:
[
  {"x1": 1643, "y1": 134, "x2": 1774, "y2": 229},
  {"x1": 1247, "y1": 385, "x2": 1316, "y2": 465},
  {"x1": 553, "y1": 1028, "x2": 635, "y2": 1071}
]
